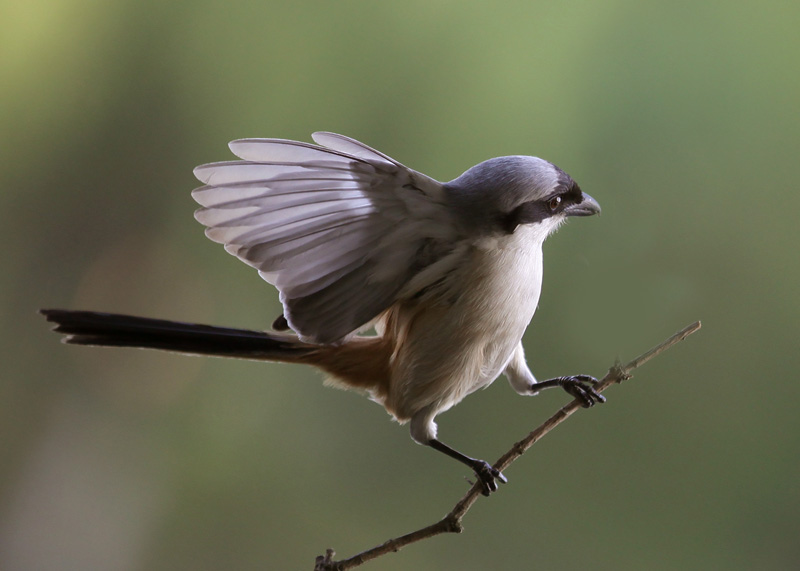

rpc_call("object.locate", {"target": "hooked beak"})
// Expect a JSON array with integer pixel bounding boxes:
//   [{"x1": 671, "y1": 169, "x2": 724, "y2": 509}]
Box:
[{"x1": 565, "y1": 192, "x2": 601, "y2": 217}]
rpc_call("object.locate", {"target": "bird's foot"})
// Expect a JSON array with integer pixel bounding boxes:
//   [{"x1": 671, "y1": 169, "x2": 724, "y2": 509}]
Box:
[
  {"x1": 556, "y1": 375, "x2": 606, "y2": 407},
  {"x1": 469, "y1": 460, "x2": 508, "y2": 496}
]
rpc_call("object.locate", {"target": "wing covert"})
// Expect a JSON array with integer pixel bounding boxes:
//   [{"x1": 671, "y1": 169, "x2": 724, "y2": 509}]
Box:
[{"x1": 192, "y1": 134, "x2": 459, "y2": 343}]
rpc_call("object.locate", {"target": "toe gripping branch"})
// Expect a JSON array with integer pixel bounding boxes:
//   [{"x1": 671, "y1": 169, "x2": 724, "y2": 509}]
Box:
[
  {"x1": 428, "y1": 439, "x2": 508, "y2": 496},
  {"x1": 531, "y1": 375, "x2": 606, "y2": 408}
]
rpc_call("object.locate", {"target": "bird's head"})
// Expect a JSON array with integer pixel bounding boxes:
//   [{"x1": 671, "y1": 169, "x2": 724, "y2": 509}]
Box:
[{"x1": 444, "y1": 155, "x2": 600, "y2": 239}]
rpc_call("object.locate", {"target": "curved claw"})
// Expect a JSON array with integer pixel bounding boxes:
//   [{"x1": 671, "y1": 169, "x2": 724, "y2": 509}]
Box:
[
  {"x1": 558, "y1": 375, "x2": 606, "y2": 408},
  {"x1": 471, "y1": 460, "x2": 508, "y2": 496},
  {"x1": 427, "y1": 439, "x2": 508, "y2": 496}
]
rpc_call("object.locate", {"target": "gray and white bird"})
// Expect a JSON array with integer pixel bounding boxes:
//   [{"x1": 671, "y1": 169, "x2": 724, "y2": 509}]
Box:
[{"x1": 42, "y1": 132, "x2": 603, "y2": 495}]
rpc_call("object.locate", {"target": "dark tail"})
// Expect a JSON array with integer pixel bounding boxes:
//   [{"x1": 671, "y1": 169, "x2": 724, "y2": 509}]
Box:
[{"x1": 40, "y1": 309, "x2": 315, "y2": 361}]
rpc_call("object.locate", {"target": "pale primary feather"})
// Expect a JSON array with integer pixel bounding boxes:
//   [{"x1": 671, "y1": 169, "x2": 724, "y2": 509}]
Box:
[
  {"x1": 192, "y1": 135, "x2": 459, "y2": 343},
  {"x1": 311, "y1": 132, "x2": 404, "y2": 165}
]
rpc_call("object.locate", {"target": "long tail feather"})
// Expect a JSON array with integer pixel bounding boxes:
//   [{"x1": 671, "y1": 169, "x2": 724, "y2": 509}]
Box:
[{"x1": 40, "y1": 309, "x2": 314, "y2": 360}]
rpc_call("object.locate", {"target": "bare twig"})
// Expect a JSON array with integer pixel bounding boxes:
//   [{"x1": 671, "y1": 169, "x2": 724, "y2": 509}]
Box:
[{"x1": 314, "y1": 321, "x2": 702, "y2": 570}]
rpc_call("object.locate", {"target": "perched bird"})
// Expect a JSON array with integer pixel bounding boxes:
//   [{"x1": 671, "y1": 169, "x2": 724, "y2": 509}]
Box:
[{"x1": 42, "y1": 132, "x2": 603, "y2": 495}]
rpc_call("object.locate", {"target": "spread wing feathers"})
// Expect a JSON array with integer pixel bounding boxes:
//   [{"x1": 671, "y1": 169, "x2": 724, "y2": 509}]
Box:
[
  {"x1": 311, "y1": 132, "x2": 406, "y2": 165},
  {"x1": 192, "y1": 134, "x2": 460, "y2": 344}
]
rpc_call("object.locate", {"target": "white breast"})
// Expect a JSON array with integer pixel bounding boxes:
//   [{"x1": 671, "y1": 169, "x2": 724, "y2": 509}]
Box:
[{"x1": 385, "y1": 225, "x2": 546, "y2": 420}]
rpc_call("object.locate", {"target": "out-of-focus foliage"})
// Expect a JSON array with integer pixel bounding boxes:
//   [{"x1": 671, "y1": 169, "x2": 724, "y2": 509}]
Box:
[{"x1": 2, "y1": 1, "x2": 798, "y2": 570}]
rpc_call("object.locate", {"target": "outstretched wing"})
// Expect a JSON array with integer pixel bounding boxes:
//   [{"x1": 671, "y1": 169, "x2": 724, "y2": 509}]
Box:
[{"x1": 192, "y1": 133, "x2": 460, "y2": 344}]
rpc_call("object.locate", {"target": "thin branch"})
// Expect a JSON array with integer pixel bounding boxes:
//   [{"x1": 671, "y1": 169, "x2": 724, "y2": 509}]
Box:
[{"x1": 314, "y1": 321, "x2": 702, "y2": 571}]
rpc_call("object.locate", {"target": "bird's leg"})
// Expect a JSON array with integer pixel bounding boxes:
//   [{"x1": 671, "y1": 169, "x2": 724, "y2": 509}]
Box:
[
  {"x1": 530, "y1": 375, "x2": 606, "y2": 407},
  {"x1": 428, "y1": 438, "x2": 507, "y2": 496},
  {"x1": 504, "y1": 344, "x2": 605, "y2": 407}
]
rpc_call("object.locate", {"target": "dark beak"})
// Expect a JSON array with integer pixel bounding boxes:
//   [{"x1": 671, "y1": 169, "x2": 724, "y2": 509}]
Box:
[{"x1": 565, "y1": 192, "x2": 601, "y2": 217}]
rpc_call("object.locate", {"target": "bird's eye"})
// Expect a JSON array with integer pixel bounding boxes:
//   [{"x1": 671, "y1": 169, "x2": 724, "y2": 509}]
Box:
[{"x1": 548, "y1": 196, "x2": 562, "y2": 211}]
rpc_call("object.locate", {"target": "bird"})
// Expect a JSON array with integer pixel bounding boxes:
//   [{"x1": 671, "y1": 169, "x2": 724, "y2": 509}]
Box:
[{"x1": 41, "y1": 132, "x2": 603, "y2": 495}]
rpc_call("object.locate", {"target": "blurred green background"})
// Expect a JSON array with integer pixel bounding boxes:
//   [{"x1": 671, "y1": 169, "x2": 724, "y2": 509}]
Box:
[{"x1": 2, "y1": 1, "x2": 799, "y2": 569}]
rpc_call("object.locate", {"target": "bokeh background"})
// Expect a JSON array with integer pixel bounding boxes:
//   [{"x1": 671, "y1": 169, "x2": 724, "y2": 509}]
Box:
[{"x1": 2, "y1": 1, "x2": 799, "y2": 569}]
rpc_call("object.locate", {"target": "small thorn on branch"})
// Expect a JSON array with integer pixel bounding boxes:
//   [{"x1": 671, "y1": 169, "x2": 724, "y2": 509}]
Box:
[{"x1": 609, "y1": 361, "x2": 632, "y2": 383}]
